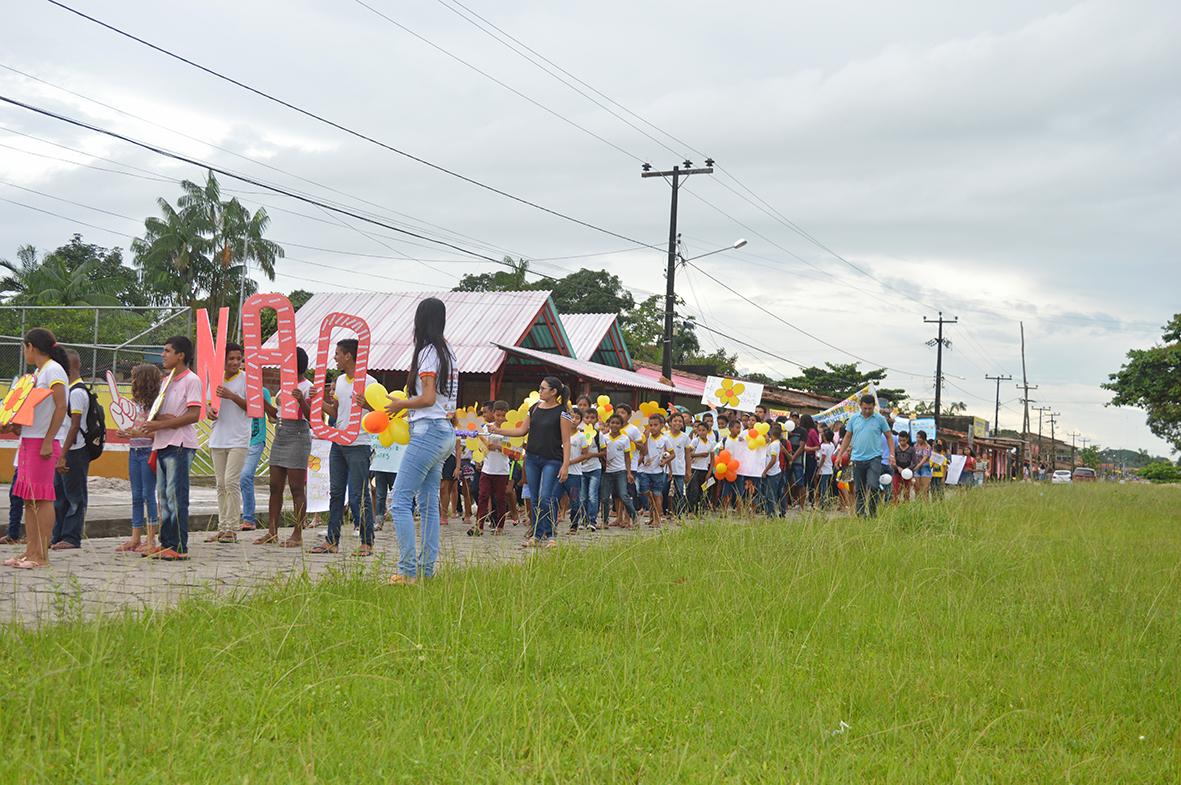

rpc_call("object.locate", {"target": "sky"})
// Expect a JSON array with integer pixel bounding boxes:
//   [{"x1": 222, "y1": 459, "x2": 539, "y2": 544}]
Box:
[{"x1": 0, "y1": 0, "x2": 1177, "y2": 455}]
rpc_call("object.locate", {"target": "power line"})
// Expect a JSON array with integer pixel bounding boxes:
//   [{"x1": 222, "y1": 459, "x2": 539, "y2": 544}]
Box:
[{"x1": 42, "y1": 0, "x2": 656, "y2": 249}]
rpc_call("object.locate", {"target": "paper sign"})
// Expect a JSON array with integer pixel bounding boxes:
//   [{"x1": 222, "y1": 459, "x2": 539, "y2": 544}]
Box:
[
  {"x1": 105, "y1": 371, "x2": 138, "y2": 431},
  {"x1": 370, "y1": 435, "x2": 406, "y2": 474},
  {"x1": 0, "y1": 374, "x2": 48, "y2": 427},
  {"x1": 240, "y1": 293, "x2": 302, "y2": 420},
  {"x1": 305, "y1": 438, "x2": 332, "y2": 513},
  {"x1": 308, "y1": 311, "x2": 372, "y2": 445},
  {"x1": 148, "y1": 368, "x2": 175, "y2": 421},
  {"x1": 195, "y1": 307, "x2": 229, "y2": 418},
  {"x1": 702, "y1": 376, "x2": 764, "y2": 413},
  {"x1": 946, "y1": 454, "x2": 967, "y2": 485},
  {"x1": 814, "y1": 383, "x2": 878, "y2": 426}
]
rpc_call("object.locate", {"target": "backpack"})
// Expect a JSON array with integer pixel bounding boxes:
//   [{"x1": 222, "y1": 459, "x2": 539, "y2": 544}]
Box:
[{"x1": 72, "y1": 381, "x2": 106, "y2": 461}]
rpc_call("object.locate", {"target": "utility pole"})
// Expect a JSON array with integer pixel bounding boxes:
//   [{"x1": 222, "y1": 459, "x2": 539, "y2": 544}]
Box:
[
  {"x1": 1048, "y1": 412, "x2": 1061, "y2": 469},
  {"x1": 642, "y1": 159, "x2": 714, "y2": 405},
  {"x1": 1032, "y1": 405, "x2": 1051, "y2": 472},
  {"x1": 1018, "y1": 321, "x2": 1035, "y2": 474},
  {"x1": 924, "y1": 311, "x2": 958, "y2": 434},
  {"x1": 1069, "y1": 430, "x2": 1080, "y2": 467},
  {"x1": 985, "y1": 373, "x2": 1012, "y2": 434}
]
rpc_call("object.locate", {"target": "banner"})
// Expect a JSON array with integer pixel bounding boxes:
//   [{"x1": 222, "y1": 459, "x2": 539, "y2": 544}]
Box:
[
  {"x1": 702, "y1": 376, "x2": 764, "y2": 412},
  {"x1": 370, "y1": 435, "x2": 406, "y2": 474},
  {"x1": 892, "y1": 415, "x2": 936, "y2": 442},
  {"x1": 946, "y1": 454, "x2": 967, "y2": 485},
  {"x1": 814, "y1": 383, "x2": 877, "y2": 426},
  {"x1": 306, "y1": 438, "x2": 332, "y2": 513}
]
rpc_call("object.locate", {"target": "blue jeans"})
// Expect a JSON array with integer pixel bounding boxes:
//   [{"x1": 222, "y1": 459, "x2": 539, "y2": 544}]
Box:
[
  {"x1": 328, "y1": 443, "x2": 374, "y2": 546},
  {"x1": 668, "y1": 474, "x2": 686, "y2": 515},
  {"x1": 7, "y1": 467, "x2": 22, "y2": 540},
  {"x1": 391, "y1": 418, "x2": 454, "y2": 578},
  {"x1": 817, "y1": 474, "x2": 832, "y2": 506},
  {"x1": 157, "y1": 446, "x2": 194, "y2": 553},
  {"x1": 563, "y1": 474, "x2": 583, "y2": 528},
  {"x1": 525, "y1": 452, "x2": 563, "y2": 541},
  {"x1": 129, "y1": 447, "x2": 157, "y2": 528},
  {"x1": 603, "y1": 470, "x2": 636, "y2": 520},
  {"x1": 739, "y1": 475, "x2": 763, "y2": 510},
  {"x1": 637, "y1": 471, "x2": 666, "y2": 496},
  {"x1": 52, "y1": 448, "x2": 91, "y2": 546},
  {"x1": 762, "y1": 472, "x2": 785, "y2": 517},
  {"x1": 239, "y1": 439, "x2": 266, "y2": 524},
  {"x1": 853, "y1": 457, "x2": 883, "y2": 517},
  {"x1": 580, "y1": 469, "x2": 601, "y2": 526}
]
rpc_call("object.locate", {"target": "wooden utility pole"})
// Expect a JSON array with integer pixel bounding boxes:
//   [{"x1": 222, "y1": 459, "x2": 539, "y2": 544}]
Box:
[
  {"x1": 924, "y1": 312, "x2": 958, "y2": 434},
  {"x1": 985, "y1": 373, "x2": 1012, "y2": 434}
]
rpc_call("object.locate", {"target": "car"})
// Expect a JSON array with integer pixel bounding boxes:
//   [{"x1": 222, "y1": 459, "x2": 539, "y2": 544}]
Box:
[
  {"x1": 1071, "y1": 467, "x2": 1098, "y2": 482},
  {"x1": 1051, "y1": 470, "x2": 1072, "y2": 484}
]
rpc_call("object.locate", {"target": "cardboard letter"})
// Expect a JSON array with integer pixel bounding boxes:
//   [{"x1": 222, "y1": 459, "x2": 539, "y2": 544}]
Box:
[
  {"x1": 309, "y1": 312, "x2": 371, "y2": 445},
  {"x1": 240, "y1": 293, "x2": 301, "y2": 419},
  {"x1": 195, "y1": 307, "x2": 229, "y2": 418}
]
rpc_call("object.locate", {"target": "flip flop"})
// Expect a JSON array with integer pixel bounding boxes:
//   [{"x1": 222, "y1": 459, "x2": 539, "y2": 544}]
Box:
[
  {"x1": 3, "y1": 556, "x2": 27, "y2": 567},
  {"x1": 12, "y1": 558, "x2": 47, "y2": 569},
  {"x1": 279, "y1": 539, "x2": 303, "y2": 548}
]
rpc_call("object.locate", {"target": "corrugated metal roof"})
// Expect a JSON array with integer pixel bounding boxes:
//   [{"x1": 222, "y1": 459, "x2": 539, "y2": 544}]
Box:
[
  {"x1": 497, "y1": 344, "x2": 699, "y2": 397},
  {"x1": 634, "y1": 364, "x2": 706, "y2": 394},
  {"x1": 287, "y1": 290, "x2": 567, "y2": 373},
  {"x1": 559, "y1": 313, "x2": 618, "y2": 361},
  {"x1": 633, "y1": 361, "x2": 838, "y2": 411}
]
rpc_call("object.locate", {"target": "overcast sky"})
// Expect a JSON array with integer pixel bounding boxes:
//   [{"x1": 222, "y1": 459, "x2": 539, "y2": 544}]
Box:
[{"x1": 1, "y1": 0, "x2": 1177, "y2": 454}]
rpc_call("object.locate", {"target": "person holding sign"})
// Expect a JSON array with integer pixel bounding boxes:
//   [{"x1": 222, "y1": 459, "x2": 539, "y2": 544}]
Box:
[
  {"x1": 2, "y1": 329, "x2": 68, "y2": 569},
  {"x1": 206, "y1": 342, "x2": 250, "y2": 544},
  {"x1": 134, "y1": 336, "x2": 202, "y2": 560},
  {"x1": 259, "y1": 347, "x2": 312, "y2": 547}
]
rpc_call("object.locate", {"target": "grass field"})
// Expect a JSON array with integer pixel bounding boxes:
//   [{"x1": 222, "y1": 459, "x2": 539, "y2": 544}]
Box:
[{"x1": 1, "y1": 483, "x2": 1178, "y2": 783}]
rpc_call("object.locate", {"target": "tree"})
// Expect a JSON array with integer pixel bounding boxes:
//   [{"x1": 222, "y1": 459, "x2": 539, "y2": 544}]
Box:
[
  {"x1": 0, "y1": 243, "x2": 120, "y2": 307},
  {"x1": 1079, "y1": 445, "x2": 1101, "y2": 469},
  {"x1": 779, "y1": 362, "x2": 908, "y2": 403},
  {"x1": 1139, "y1": 460, "x2": 1181, "y2": 483},
  {"x1": 545, "y1": 268, "x2": 634, "y2": 314},
  {"x1": 1103, "y1": 314, "x2": 1181, "y2": 453},
  {"x1": 50, "y1": 234, "x2": 145, "y2": 306},
  {"x1": 910, "y1": 399, "x2": 966, "y2": 416},
  {"x1": 617, "y1": 294, "x2": 736, "y2": 376},
  {"x1": 0, "y1": 244, "x2": 40, "y2": 300},
  {"x1": 454, "y1": 257, "x2": 531, "y2": 292}
]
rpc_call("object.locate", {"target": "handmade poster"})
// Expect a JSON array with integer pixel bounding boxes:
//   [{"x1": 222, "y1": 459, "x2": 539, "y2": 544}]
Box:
[
  {"x1": 946, "y1": 454, "x2": 967, "y2": 485},
  {"x1": 104, "y1": 371, "x2": 138, "y2": 431},
  {"x1": 240, "y1": 293, "x2": 302, "y2": 421},
  {"x1": 702, "y1": 376, "x2": 764, "y2": 412},
  {"x1": 147, "y1": 368, "x2": 175, "y2": 421},
  {"x1": 308, "y1": 311, "x2": 372, "y2": 446},
  {"x1": 814, "y1": 383, "x2": 878, "y2": 426},
  {"x1": 305, "y1": 438, "x2": 332, "y2": 513},
  {"x1": 370, "y1": 435, "x2": 406, "y2": 474},
  {"x1": 194, "y1": 306, "x2": 229, "y2": 417},
  {"x1": 0, "y1": 374, "x2": 49, "y2": 427},
  {"x1": 892, "y1": 416, "x2": 911, "y2": 436},
  {"x1": 910, "y1": 417, "x2": 936, "y2": 442}
]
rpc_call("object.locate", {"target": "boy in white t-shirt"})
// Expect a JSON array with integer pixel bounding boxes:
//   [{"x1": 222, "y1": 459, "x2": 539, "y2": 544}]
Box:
[
  {"x1": 601, "y1": 414, "x2": 637, "y2": 527},
  {"x1": 665, "y1": 413, "x2": 692, "y2": 520},
  {"x1": 688, "y1": 419, "x2": 716, "y2": 513},
  {"x1": 206, "y1": 342, "x2": 251, "y2": 543},
  {"x1": 716, "y1": 418, "x2": 745, "y2": 511},
  {"x1": 563, "y1": 409, "x2": 585, "y2": 533},
  {"x1": 636, "y1": 414, "x2": 674, "y2": 527},
  {"x1": 50, "y1": 349, "x2": 91, "y2": 549},
  {"x1": 476, "y1": 400, "x2": 511, "y2": 533},
  {"x1": 761, "y1": 423, "x2": 785, "y2": 517}
]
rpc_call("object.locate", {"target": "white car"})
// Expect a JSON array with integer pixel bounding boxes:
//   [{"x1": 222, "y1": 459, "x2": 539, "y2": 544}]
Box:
[{"x1": 1051, "y1": 470, "x2": 1072, "y2": 484}]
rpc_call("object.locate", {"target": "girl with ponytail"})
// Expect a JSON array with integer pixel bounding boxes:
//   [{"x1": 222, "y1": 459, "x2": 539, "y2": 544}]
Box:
[
  {"x1": 2, "y1": 328, "x2": 69, "y2": 569},
  {"x1": 490, "y1": 374, "x2": 574, "y2": 548}
]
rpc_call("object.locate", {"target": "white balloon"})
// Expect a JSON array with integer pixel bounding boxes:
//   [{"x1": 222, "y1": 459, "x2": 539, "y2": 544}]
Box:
[
  {"x1": 901, "y1": 468, "x2": 913, "y2": 480},
  {"x1": 782, "y1": 420, "x2": 795, "y2": 433},
  {"x1": 879, "y1": 473, "x2": 893, "y2": 486}
]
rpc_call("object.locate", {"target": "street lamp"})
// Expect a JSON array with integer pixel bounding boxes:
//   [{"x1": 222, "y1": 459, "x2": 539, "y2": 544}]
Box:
[{"x1": 661, "y1": 238, "x2": 749, "y2": 395}]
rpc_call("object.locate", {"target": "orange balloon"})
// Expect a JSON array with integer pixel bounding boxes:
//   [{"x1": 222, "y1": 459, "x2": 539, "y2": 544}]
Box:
[
  {"x1": 747, "y1": 428, "x2": 759, "y2": 439},
  {"x1": 717, "y1": 449, "x2": 732, "y2": 463},
  {"x1": 727, "y1": 457, "x2": 740, "y2": 472},
  {"x1": 362, "y1": 410, "x2": 390, "y2": 434},
  {"x1": 725, "y1": 470, "x2": 738, "y2": 482}
]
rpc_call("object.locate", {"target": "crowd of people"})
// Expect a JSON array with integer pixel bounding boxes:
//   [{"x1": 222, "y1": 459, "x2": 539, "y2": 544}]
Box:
[{"x1": 0, "y1": 297, "x2": 959, "y2": 576}]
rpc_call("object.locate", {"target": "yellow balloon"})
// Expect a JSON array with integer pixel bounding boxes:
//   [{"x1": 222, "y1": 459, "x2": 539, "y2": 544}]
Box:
[
  {"x1": 596, "y1": 394, "x2": 610, "y2": 407},
  {"x1": 377, "y1": 428, "x2": 396, "y2": 447},
  {"x1": 755, "y1": 422, "x2": 771, "y2": 435},
  {"x1": 389, "y1": 418, "x2": 410, "y2": 445},
  {"x1": 364, "y1": 382, "x2": 389, "y2": 412}
]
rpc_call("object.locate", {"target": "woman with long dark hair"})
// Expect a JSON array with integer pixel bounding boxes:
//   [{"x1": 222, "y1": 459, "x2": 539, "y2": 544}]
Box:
[
  {"x1": 491, "y1": 375, "x2": 573, "y2": 548},
  {"x1": 2, "y1": 329, "x2": 69, "y2": 569},
  {"x1": 258, "y1": 347, "x2": 312, "y2": 547},
  {"x1": 799, "y1": 413, "x2": 820, "y2": 507},
  {"x1": 384, "y1": 297, "x2": 459, "y2": 584}
]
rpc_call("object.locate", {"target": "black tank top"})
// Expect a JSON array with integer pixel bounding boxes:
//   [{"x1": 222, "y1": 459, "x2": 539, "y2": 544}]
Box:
[{"x1": 526, "y1": 403, "x2": 570, "y2": 462}]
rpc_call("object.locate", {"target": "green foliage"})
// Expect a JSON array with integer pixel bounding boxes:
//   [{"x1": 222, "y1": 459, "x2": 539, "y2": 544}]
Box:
[
  {"x1": 1079, "y1": 445, "x2": 1101, "y2": 469},
  {"x1": 1138, "y1": 460, "x2": 1181, "y2": 483},
  {"x1": 780, "y1": 361, "x2": 908, "y2": 404},
  {"x1": 1103, "y1": 313, "x2": 1181, "y2": 453},
  {"x1": 910, "y1": 399, "x2": 966, "y2": 416},
  {"x1": 0, "y1": 485, "x2": 1177, "y2": 782},
  {"x1": 0, "y1": 238, "x2": 126, "y2": 307},
  {"x1": 619, "y1": 294, "x2": 736, "y2": 375},
  {"x1": 258, "y1": 289, "x2": 314, "y2": 341},
  {"x1": 453, "y1": 256, "x2": 531, "y2": 292}
]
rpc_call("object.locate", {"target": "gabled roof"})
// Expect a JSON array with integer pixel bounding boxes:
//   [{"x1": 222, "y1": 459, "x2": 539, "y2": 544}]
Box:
[
  {"x1": 559, "y1": 313, "x2": 632, "y2": 368},
  {"x1": 288, "y1": 290, "x2": 573, "y2": 373},
  {"x1": 496, "y1": 344, "x2": 699, "y2": 397}
]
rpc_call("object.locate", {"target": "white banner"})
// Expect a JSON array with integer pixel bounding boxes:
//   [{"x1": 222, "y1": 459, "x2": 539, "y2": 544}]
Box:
[
  {"x1": 814, "y1": 383, "x2": 878, "y2": 426},
  {"x1": 701, "y1": 376, "x2": 764, "y2": 413},
  {"x1": 306, "y1": 438, "x2": 332, "y2": 513},
  {"x1": 946, "y1": 454, "x2": 967, "y2": 485}
]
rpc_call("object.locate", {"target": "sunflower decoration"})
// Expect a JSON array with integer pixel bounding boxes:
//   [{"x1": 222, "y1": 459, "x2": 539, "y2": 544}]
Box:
[
  {"x1": 307, "y1": 455, "x2": 322, "y2": 472},
  {"x1": 713, "y1": 378, "x2": 745, "y2": 408},
  {"x1": 0, "y1": 374, "x2": 48, "y2": 427}
]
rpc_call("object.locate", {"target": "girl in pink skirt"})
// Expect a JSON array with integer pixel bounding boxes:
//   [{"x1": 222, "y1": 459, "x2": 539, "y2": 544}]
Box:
[{"x1": 2, "y1": 329, "x2": 69, "y2": 569}]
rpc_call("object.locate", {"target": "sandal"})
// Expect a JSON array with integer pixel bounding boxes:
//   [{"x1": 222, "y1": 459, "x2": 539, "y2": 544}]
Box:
[
  {"x1": 0, "y1": 535, "x2": 19, "y2": 545},
  {"x1": 12, "y1": 558, "x2": 48, "y2": 569},
  {"x1": 3, "y1": 556, "x2": 28, "y2": 567},
  {"x1": 253, "y1": 533, "x2": 278, "y2": 545},
  {"x1": 309, "y1": 543, "x2": 337, "y2": 554},
  {"x1": 114, "y1": 541, "x2": 141, "y2": 553},
  {"x1": 280, "y1": 538, "x2": 303, "y2": 548},
  {"x1": 353, "y1": 545, "x2": 373, "y2": 557},
  {"x1": 466, "y1": 526, "x2": 483, "y2": 537}
]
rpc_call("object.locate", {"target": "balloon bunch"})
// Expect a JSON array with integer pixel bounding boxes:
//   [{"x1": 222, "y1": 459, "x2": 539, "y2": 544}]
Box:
[
  {"x1": 746, "y1": 421, "x2": 771, "y2": 450},
  {"x1": 595, "y1": 394, "x2": 613, "y2": 422},
  {"x1": 637, "y1": 400, "x2": 666, "y2": 419},
  {"x1": 714, "y1": 449, "x2": 740, "y2": 482},
  {"x1": 362, "y1": 383, "x2": 409, "y2": 446}
]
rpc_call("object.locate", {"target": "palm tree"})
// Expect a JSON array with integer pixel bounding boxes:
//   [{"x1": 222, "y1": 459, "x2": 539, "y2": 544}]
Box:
[
  {"x1": 225, "y1": 199, "x2": 283, "y2": 338},
  {"x1": 0, "y1": 244, "x2": 41, "y2": 301},
  {"x1": 25, "y1": 254, "x2": 121, "y2": 306},
  {"x1": 131, "y1": 197, "x2": 210, "y2": 309}
]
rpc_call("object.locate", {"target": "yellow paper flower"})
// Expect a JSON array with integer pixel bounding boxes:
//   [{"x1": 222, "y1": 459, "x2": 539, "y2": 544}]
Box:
[{"x1": 713, "y1": 378, "x2": 746, "y2": 407}]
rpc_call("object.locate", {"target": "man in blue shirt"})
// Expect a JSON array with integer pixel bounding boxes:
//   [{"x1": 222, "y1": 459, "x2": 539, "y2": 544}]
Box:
[{"x1": 836, "y1": 394, "x2": 895, "y2": 517}]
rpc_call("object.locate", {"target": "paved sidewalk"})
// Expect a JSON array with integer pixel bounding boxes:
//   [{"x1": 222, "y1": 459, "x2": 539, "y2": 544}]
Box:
[{"x1": 0, "y1": 517, "x2": 665, "y2": 626}]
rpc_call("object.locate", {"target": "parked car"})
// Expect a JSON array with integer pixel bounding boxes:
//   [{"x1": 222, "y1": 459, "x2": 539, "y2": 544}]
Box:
[
  {"x1": 1071, "y1": 467, "x2": 1098, "y2": 482},
  {"x1": 1051, "y1": 470, "x2": 1073, "y2": 484}
]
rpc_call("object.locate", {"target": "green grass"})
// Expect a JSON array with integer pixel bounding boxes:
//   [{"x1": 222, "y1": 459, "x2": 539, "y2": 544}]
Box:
[{"x1": 2, "y1": 484, "x2": 1178, "y2": 783}]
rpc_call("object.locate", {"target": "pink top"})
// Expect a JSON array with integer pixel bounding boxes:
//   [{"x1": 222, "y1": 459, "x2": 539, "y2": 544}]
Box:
[
  {"x1": 805, "y1": 428, "x2": 821, "y2": 449},
  {"x1": 152, "y1": 368, "x2": 203, "y2": 451}
]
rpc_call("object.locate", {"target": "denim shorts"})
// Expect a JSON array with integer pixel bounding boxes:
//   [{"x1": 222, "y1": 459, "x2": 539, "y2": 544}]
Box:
[
  {"x1": 637, "y1": 472, "x2": 667, "y2": 495},
  {"x1": 790, "y1": 464, "x2": 805, "y2": 484}
]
